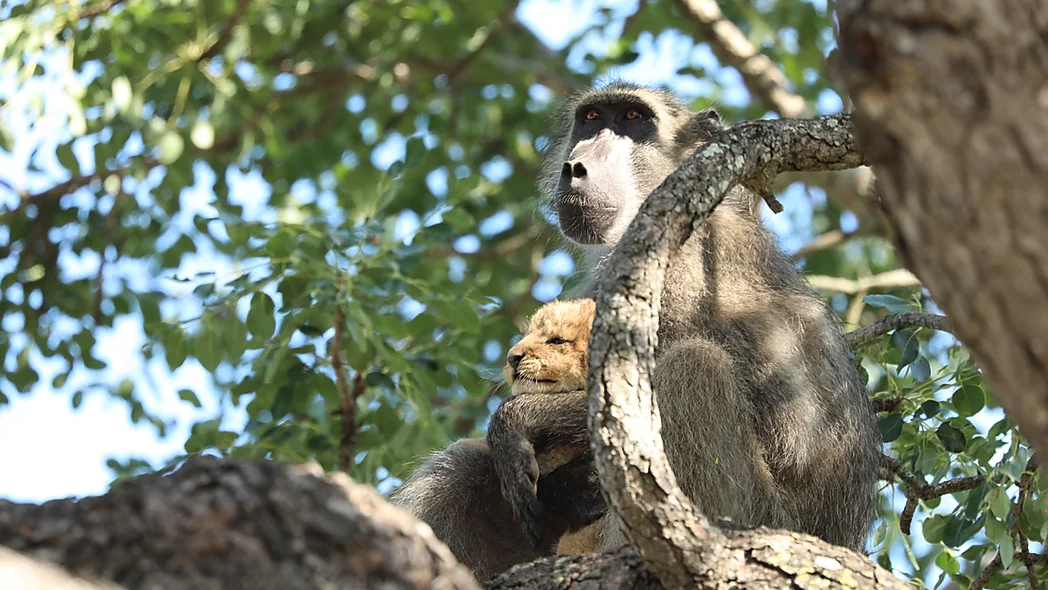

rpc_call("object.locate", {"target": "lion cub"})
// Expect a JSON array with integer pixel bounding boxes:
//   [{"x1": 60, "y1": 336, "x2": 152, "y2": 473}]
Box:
[{"x1": 487, "y1": 299, "x2": 604, "y2": 551}]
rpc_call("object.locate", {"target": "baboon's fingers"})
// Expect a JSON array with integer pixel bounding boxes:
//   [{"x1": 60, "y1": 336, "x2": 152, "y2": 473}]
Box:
[{"x1": 520, "y1": 495, "x2": 546, "y2": 548}]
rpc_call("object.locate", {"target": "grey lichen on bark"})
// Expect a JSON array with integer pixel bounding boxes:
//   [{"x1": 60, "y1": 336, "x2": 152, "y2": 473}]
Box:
[
  {"x1": 0, "y1": 456, "x2": 480, "y2": 590},
  {"x1": 833, "y1": 0, "x2": 1048, "y2": 461},
  {"x1": 583, "y1": 113, "x2": 910, "y2": 590}
]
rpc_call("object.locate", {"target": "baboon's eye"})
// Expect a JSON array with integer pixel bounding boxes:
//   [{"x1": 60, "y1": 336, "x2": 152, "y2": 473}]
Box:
[
  {"x1": 584, "y1": 108, "x2": 601, "y2": 121},
  {"x1": 547, "y1": 336, "x2": 568, "y2": 345},
  {"x1": 624, "y1": 108, "x2": 643, "y2": 120}
]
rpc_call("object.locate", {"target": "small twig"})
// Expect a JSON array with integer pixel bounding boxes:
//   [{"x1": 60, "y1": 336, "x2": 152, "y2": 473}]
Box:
[
  {"x1": 879, "y1": 454, "x2": 986, "y2": 535},
  {"x1": 332, "y1": 306, "x2": 366, "y2": 474},
  {"x1": 973, "y1": 552, "x2": 1048, "y2": 590},
  {"x1": 446, "y1": 0, "x2": 520, "y2": 82},
  {"x1": 74, "y1": 0, "x2": 127, "y2": 20},
  {"x1": 807, "y1": 268, "x2": 920, "y2": 295},
  {"x1": 792, "y1": 229, "x2": 865, "y2": 260},
  {"x1": 871, "y1": 398, "x2": 901, "y2": 414},
  {"x1": 197, "y1": 0, "x2": 253, "y2": 62},
  {"x1": 846, "y1": 311, "x2": 952, "y2": 347},
  {"x1": 1013, "y1": 457, "x2": 1041, "y2": 590},
  {"x1": 673, "y1": 0, "x2": 807, "y2": 118}
]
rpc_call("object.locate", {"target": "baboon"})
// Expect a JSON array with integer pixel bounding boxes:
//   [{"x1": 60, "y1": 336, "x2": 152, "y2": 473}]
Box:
[
  {"x1": 390, "y1": 299, "x2": 604, "y2": 582},
  {"x1": 393, "y1": 80, "x2": 881, "y2": 577}
]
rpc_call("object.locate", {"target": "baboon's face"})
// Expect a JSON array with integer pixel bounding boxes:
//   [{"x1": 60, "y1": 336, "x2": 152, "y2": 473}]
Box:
[{"x1": 548, "y1": 84, "x2": 720, "y2": 246}]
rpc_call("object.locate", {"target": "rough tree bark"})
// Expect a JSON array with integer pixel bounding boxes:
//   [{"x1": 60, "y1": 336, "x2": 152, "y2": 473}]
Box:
[
  {"x1": 833, "y1": 0, "x2": 1048, "y2": 460},
  {"x1": 0, "y1": 457, "x2": 480, "y2": 590},
  {"x1": 583, "y1": 114, "x2": 908, "y2": 590}
]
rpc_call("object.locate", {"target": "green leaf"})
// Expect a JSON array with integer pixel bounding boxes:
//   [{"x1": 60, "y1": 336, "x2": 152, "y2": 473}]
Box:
[
  {"x1": 247, "y1": 292, "x2": 276, "y2": 339},
  {"x1": 990, "y1": 488, "x2": 1012, "y2": 520},
  {"x1": 405, "y1": 135, "x2": 428, "y2": 167},
  {"x1": 935, "y1": 549, "x2": 960, "y2": 575},
  {"x1": 890, "y1": 329, "x2": 919, "y2": 369},
  {"x1": 911, "y1": 356, "x2": 931, "y2": 382},
  {"x1": 863, "y1": 294, "x2": 912, "y2": 313},
  {"x1": 936, "y1": 423, "x2": 966, "y2": 453},
  {"x1": 922, "y1": 514, "x2": 949, "y2": 544},
  {"x1": 178, "y1": 389, "x2": 202, "y2": 408},
  {"x1": 71, "y1": 390, "x2": 84, "y2": 409},
  {"x1": 56, "y1": 142, "x2": 80, "y2": 176},
  {"x1": 985, "y1": 515, "x2": 1008, "y2": 544},
  {"x1": 963, "y1": 482, "x2": 990, "y2": 521},
  {"x1": 197, "y1": 326, "x2": 222, "y2": 372},
  {"x1": 224, "y1": 318, "x2": 248, "y2": 361},
  {"x1": 953, "y1": 385, "x2": 985, "y2": 417},
  {"x1": 879, "y1": 414, "x2": 903, "y2": 443},
  {"x1": 918, "y1": 400, "x2": 940, "y2": 420},
  {"x1": 164, "y1": 326, "x2": 188, "y2": 369},
  {"x1": 365, "y1": 371, "x2": 396, "y2": 391}
]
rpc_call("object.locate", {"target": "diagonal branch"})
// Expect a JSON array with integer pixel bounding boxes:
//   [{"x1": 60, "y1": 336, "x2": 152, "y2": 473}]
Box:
[
  {"x1": 197, "y1": 0, "x2": 253, "y2": 62},
  {"x1": 673, "y1": 0, "x2": 808, "y2": 118},
  {"x1": 585, "y1": 113, "x2": 906, "y2": 590}
]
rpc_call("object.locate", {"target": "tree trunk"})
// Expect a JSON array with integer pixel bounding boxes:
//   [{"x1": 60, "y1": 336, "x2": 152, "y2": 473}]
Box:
[{"x1": 833, "y1": 0, "x2": 1048, "y2": 460}]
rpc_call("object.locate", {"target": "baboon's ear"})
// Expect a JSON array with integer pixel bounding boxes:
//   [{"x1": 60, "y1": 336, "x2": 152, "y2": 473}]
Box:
[{"x1": 677, "y1": 108, "x2": 723, "y2": 148}]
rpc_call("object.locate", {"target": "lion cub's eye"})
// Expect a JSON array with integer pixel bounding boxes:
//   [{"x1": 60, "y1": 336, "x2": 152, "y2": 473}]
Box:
[
  {"x1": 584, "y1": 108, "x2": 601, "y2": 121},
  {"x1": 547, "y1": 336, "x2": 568, "y2": 345}
]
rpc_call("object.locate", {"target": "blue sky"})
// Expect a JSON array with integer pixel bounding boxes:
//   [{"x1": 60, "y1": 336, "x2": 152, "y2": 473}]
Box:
[{"x1": 1, "y1": 0, "x2": 805, "y2": 503}]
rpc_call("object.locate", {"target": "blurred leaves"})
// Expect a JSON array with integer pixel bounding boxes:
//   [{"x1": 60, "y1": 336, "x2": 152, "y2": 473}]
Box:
[{"x1": 0, "y1": 2, "x2": 1043, "y2": 589}]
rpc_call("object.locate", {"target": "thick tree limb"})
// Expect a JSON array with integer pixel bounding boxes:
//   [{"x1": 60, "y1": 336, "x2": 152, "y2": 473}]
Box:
[
  {"x1": 585, "y1": 113, "x2": 905, "y2": 590},
  {"x1": 833, "y1": 0, "x2": 1048, "y2": 463},
  {"x1": 0, "y1": 456, "x2": 480, "y2": 590}
]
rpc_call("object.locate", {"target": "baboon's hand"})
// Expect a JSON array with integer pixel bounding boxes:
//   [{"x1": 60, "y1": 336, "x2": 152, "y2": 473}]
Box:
[{"x1": 497, "y1": 445, "x2": 546, "y2": 548}]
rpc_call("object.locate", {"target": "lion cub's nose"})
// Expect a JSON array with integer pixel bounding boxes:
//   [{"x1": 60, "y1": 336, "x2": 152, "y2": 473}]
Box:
[{"x1": 507, "y1": 353, "x2": 524, "y2": 371}]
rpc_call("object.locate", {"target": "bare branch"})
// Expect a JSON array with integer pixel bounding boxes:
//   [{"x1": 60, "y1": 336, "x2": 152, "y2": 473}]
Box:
[
  {"x1": 672, "y1": 0, "x2": 807, "y2": 118},
  {"x1": 792, "y1": 228, "x2": 872, "y2": 260},
  {"x1": 972, "y1": 552, "x2": 1048, "y2": 590},
  {"x1": 871, "y1": 398, "x2": 901, "y2": 413},
  {"x1": 879, "y1": 455, "x2": 986, "y2": 535},
  {"x1": 1014, "y1": 457, "x2": 1041, "y2": 590},
  {"x1": 74, "y1": 0, "x2": 127, "y2": 20},
  {"x1": 846, "y1": 312, "x2": 953, "y2": 347},
  {"x1": 332, "y1": 306, "x2": 366, "y2": 474},
  {"x1": 197, "y1": 0, "x2": 253, "y2": 62},
  {"x1": 807, "y1": 268, "x2": 921, "y2": 294}
]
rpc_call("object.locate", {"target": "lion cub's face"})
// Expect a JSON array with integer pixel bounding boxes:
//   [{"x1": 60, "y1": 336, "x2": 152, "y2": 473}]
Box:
[{"x1": 504, "y1": 299, "x2": 595, "y2": 395}]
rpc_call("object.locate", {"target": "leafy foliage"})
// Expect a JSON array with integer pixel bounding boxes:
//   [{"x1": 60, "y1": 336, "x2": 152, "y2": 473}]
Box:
[{"x1": 1, "y1": 1, "x2": 1043, "y2": 589}]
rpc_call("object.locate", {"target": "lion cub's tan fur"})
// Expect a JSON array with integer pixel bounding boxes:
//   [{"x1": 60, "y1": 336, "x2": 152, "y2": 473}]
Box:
[
  {"x1": 501, "y1": 299, "x2": 602, "y2": 556},
  {"x1": 503, "y1": 299, "x2": 595, "y2": 397}
]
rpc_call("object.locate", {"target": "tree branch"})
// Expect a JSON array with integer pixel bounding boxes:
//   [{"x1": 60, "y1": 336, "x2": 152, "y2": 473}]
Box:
[
  {"x1": 585, "y1": 113, "x2": 906, "y2": 589},
  {"x1": 197, "y1": 0, "x2": 253, "y2": 62},
  {"x1": 878, "y1": 455, "x2": 986, "y2": 535},
  {"x1": 846, "y1": 312, "x2": 952, "y2": 347},
  {"x1": 807, "y1": 268, "x2": 921, "y2": 294},
  {"x1": 672, "y1": 0, "x2": 807, "y2": 118},
  {"x1": 0, "y1": 456, "x2": 481, "y2": 590},
  {"x1": 74, "y1": 0, "x2": 127, "y2": 20}
]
